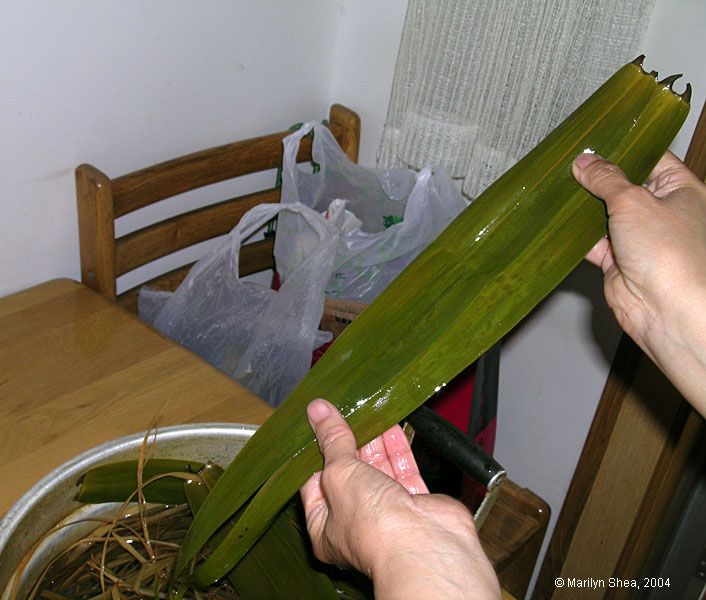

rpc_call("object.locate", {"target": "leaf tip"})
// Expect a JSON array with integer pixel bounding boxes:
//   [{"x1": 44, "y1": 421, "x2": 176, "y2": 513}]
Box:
[
  {"x1": 631, "y1": 54, "x2": 646, "y2": 68},
  {"x1": 657, "y1": 74, "x2": 691, "y2": 104},
  {"x1": 658, "y1": 73, "x2": 683, "y2": 89},
  {"x1": 681, "y1": 82, "x2": 693, "y2": 104}
]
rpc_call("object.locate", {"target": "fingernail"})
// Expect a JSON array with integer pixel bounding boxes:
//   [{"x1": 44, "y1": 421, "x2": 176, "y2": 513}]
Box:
[
  {"x1": 307, "y1": 399, "x2": 332, "y2": 425},
  {"x1": 574, "y1": 152, "x2": 600, "y2": 169}
]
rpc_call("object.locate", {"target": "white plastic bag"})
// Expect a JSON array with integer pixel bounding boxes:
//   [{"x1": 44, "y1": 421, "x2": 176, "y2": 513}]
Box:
[
  {"x1": 139, "y1": 202, "x2": 338, "y2": 407},
  {"x1": 276, "y1": 122, "x2": 467, "y2": 302}
]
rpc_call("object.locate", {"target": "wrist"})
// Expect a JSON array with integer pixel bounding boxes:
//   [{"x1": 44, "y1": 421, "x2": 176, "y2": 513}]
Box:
[
  {"x1": 368, "y1": 510, "x2": 500, "y2": 600},
  {"x1": 644, "y1": 282, "x2": 706, "y2": 418},
  {"x1": 372, "y1": 547, "x2": 500, "y2": 600}
]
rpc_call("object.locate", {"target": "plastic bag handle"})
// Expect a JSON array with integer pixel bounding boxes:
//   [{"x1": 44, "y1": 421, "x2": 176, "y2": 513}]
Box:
[
  {"x1": 186, "y1": 202, "x2": 337, "y2": 286},
  {"x1": 280, "y1": 123, "x2": 315, "y2": 206},
  {"x1": 281, "y1": 121, "x2": 351, "y2": 206}
]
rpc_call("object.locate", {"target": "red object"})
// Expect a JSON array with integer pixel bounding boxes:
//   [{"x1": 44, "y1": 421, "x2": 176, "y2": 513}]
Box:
[
  {"x1": 426, "y1": 363, "x2": 497, "y2": 512},
  {"x1": 311, "y1": 341, "x2": 333, "y2": 366},
  {"x1": 425, "y1": 362, "x2": 496, "y2": 455},
  {"x1": 425, "y1": 364, "x2": 477, "y2": 434}
]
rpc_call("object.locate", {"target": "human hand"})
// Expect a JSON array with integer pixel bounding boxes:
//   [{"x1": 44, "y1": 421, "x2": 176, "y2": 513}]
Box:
[
  {"x1": 300, "y1": 399, "x2": 501, "y2": 600},
  {"x1": 573, "y1": 151, "x2": 706, "y2": 417}
]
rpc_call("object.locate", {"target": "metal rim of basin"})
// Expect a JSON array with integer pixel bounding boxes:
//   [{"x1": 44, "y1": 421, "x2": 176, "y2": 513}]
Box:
[{"x1": 0, "y1": 423, "x2": 258, "y2": 596}]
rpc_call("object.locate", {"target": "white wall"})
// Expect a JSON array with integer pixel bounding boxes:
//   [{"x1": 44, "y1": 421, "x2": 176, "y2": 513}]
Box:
[
  {"x1": 326, "y1": 0, "x2": 408, "y2": 166},
  {"x1": 0, "y1": 0, "x2": 342, "y2": 297}
]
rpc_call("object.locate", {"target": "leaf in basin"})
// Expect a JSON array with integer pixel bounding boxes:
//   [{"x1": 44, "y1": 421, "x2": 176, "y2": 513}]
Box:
[
  {"x1": 179, "y1": 58, "x2": 690, "y2": 583},
  {"x1": 184, "y1": 463, "x2": 353, "y2": 599},
  {"x1": 75, "y1": 459, "x2": 205, "y2": 505}
]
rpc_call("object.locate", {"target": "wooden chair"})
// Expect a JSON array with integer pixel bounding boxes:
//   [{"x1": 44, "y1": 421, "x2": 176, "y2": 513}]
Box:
[
  {"x1": 76, "y1": 104, "x2": 361, "y2": 313},
  {"x1": 75, "y1": 103, "x2": 548, "y2": 598}
]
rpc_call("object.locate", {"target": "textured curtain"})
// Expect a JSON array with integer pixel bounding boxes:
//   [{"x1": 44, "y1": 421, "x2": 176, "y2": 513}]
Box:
[{"x1": 378, "y1": 0, "x2": 656, "y2": 198}]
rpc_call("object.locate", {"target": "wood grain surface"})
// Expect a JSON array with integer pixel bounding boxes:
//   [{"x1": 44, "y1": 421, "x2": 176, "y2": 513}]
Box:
[{"x1": 0, "y1": 279, "x2": 271, "y2": 516}]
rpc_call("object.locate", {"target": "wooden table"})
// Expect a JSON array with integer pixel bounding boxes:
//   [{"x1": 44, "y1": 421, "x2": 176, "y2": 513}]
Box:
[{"x1": 0, "y1": 279, "x2": 272, "y2": 516}]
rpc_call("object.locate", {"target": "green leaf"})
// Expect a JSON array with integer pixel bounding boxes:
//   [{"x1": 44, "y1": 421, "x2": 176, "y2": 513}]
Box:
[
  {"x1": 180, "y1": 59, "x2": 690, "y2": 585},
  {"x1": 184, "y1": 464, "x2": 363, "y2": 599},
  {"x1": 75, "y1": 458, "x2": 205, "y2": 505}
]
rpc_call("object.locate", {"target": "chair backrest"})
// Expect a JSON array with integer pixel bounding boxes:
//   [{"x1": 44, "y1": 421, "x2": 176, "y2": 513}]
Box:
[{"x1": 76, "y1": 104, "x2": 360, "y2": 313}]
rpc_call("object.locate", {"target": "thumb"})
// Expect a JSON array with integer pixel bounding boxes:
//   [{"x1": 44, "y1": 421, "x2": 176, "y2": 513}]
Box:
[
  {"x1": 307, "y1": 399, "x2": 357, "y2": 466},
  {"x1": 572, "y1": 153, "x2": 639, "y2": 213}
]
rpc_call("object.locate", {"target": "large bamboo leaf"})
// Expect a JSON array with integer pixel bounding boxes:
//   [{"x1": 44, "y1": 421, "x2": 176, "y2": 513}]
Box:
[
  {"x1": 180, "y1": 58, "x2": 690, "y2": 585},
  {"x1": 184, "y1": 465, "x2": 363, "y2": 599}
]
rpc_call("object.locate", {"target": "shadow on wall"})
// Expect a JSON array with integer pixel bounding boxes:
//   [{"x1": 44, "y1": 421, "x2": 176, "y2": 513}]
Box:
[
  {"x1": 560, "y1": 260, "x2": 621, "y2": 367},
  {"x1": 502, "y1": 259, "x2": 621, "y2": 371}
]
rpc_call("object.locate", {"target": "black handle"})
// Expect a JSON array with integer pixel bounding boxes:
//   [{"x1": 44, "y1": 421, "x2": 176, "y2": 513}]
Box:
[{"x1": 406, "y1": 404, "x2": 505, "y2": 488}]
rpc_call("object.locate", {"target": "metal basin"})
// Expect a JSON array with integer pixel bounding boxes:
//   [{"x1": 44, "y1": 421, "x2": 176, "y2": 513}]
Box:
[{"x1": 0, "y1": 423, "x2": 257, "y2": 597}]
